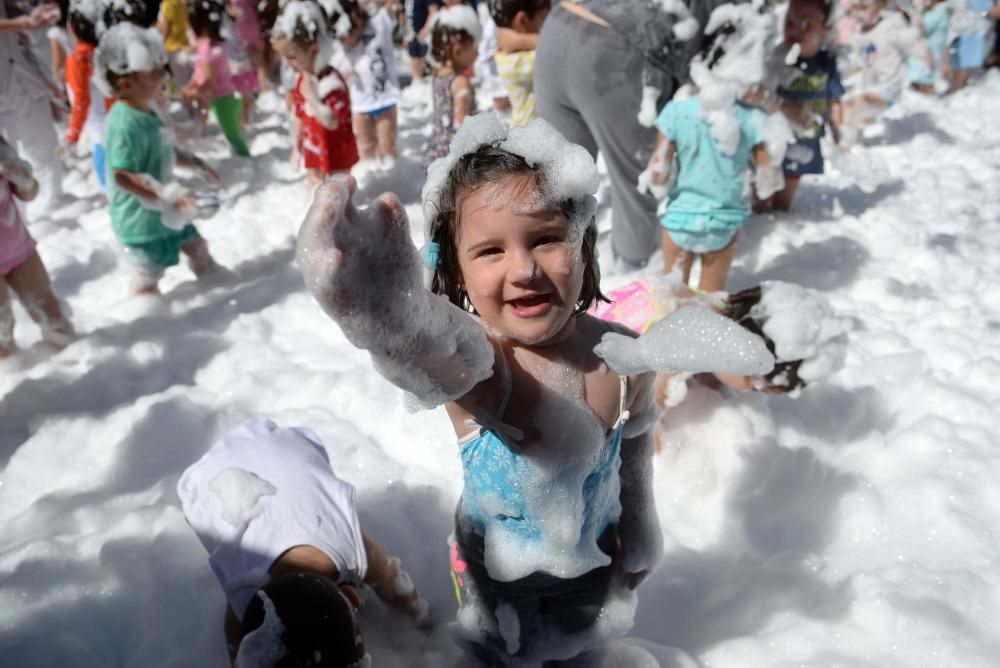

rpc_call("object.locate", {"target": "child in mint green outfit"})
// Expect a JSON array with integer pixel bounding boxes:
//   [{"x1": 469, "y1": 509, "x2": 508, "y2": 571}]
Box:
[
  {"x1": 648, "y1": 93, "x2": 775, "y2": 293},
  {"x1": 96, "y1": 23, "x2": 223, "y2": 294}
]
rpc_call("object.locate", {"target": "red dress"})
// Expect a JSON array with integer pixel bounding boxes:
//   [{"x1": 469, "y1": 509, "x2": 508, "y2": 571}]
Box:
[{"x1": 292, "y1": 68, "x2": 359, "y2": 173}]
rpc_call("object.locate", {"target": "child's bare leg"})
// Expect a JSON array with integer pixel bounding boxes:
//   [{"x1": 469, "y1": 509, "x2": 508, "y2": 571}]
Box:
[
  {"x1": 771, "y1": 175, "x2": 800, "y2": 211},
  {"x1": 6, "y1": 250, "x2": 74, "y2": 347},
  {"x1": 353, "y1": 112, "x2": 377, "y2": 161},
  {"x1": 131, "y1": 273, "x2": 161, "y2": 295},
  {"x1": 493, "y1": 96, "x2": 510, "y2": 113},
  {"x1": 661, "y1": 229, "x2": 694, "y2": 283},
  {"x1": 182, "y1": 239, "x2": 219, "y2": 277},
  {"x1": 698, "y1": 234, "x2": 738, "y2": 293},
  {"x1": 374, "y1": 107, "x2": 398, "y2": 160},
  {"x1": 307, "y1": 168, "x2": 326, "y2": 187},
  {"x1": 0, "y1": 277, "x2": 15, "y2": 357}
]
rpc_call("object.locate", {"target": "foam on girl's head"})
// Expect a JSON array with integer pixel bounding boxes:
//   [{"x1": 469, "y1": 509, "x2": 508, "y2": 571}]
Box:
[
  {"x1": 316, "y1": 0, "x2": 353, "y2": 37},
  {"x1": 429, "y1": 3, "x2": 482, "y2": 43},
  {"x1": 93, "y1": 22, "x2": 167, "y2": 95},
  {"x1": 428, "y1": 4, "x2": 481, "y2": 66},
  {"x1": 272, "y1": 0, "x2": 335, "y2": 68},
  {"x1": 422, "y1": 114, "x2": 598, "y2": 237}
]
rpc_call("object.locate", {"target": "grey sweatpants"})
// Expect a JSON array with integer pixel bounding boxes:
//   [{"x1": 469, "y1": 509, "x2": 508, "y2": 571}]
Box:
[{"x1": 535, "y1": 4, "x2": 664, "y2": 266}]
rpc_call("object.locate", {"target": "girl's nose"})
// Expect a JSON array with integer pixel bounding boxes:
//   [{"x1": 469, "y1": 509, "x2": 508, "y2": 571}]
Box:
[{"x1": 510, "y1": 252, "x2": 539, "y2": 283}]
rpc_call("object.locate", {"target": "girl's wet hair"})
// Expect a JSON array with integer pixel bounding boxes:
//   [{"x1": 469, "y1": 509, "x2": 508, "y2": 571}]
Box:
[
  {"x1": 105, "y1": 0, "x2": 157, "y2": 27},
  {"x1": 187, "y1": 0, "x2": 226, "y2": 42},
  {"x1": 791, "y1": 0, "x2": 836, "y2": 21},
  {"x1": 428, "y1": 145, "x2": 607, "y2": 316},
  {"x1": 429, "y1": 19, "x2": 475, "y2": 66},
  {"x1": 487, "y1": 0, "x2": 549, "y2": 28}
]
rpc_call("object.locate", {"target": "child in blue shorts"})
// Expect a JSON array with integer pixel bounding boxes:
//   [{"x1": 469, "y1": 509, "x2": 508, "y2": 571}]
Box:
[
  {"x1": 949, "y1": 0, "x2": 1000, "y2": 90},
  {"x1": 96, "y1": 23, "x2": 223, "y2": 295}
]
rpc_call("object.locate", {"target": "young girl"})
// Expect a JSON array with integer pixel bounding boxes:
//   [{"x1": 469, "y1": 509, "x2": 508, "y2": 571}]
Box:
[
  {"x1": 182, "y1": 0, "x2": 252, "y2": 157},
  {"x1": 332, "y1": 0, "x2": 400, "y2": 162},
  {"x1": 422, "y1": 4, "x2": 479, "y2": 168},
  {"x1": 296, "y1": 115, "x2": 663, "y2": 663},
  {"x1": 0, "y1": 137, "x2": 75, "y2": 356},
  {"x1": 271, "y1": 0, "x2": 358, "y2": 185},
  {"x1": 645, "y1": 7, "x2": 780, "y2": 293}
]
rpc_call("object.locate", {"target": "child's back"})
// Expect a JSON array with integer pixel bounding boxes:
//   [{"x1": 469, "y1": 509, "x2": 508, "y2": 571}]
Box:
[{"x1": 657, "y1": 95, "x2": 762, "y2": 216}]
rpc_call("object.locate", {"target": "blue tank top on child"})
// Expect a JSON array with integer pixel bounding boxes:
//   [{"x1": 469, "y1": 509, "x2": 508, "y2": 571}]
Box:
[{"x1": 457, "y1": 351, "x2": 629, "y2": 549}]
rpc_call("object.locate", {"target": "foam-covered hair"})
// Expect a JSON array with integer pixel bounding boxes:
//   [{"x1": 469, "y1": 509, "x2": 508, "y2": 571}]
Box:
[{"x1": 94, "y1": 22, "x2": 167, "y2": 95}]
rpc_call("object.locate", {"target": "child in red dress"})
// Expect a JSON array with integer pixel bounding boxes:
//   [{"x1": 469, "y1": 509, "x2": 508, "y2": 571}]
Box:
[{"x1": 271, "y1": 0, "x2": 358, "y2": 186}]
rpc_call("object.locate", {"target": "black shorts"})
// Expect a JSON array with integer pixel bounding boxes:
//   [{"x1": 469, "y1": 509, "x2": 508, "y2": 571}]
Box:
[{"x1": 407, "y1": 39, "x2": 428, "y2": 59}]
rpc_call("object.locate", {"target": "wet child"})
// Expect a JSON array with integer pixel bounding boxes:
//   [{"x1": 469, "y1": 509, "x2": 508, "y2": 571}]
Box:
[
  {"x1": 333, "y1": 0, "x2": 400, "y2": 162},
  {"x1": 178, "y1": 418, "x2": 431, "y2": 665},
  {"x1": 840, "y1": 0, "x2": 933, "y2": 132},
  {"x1": 95, "y1": 22, "x2": 223, "y2": 295},
  {"x1": 646, "y1": 10, "x2": 780, "y2": 293},
  {"x1": 768, "y1": 0, "x2": 844, "y2": 211},
  {"x1": 296, "y1": 115, "x2": 663, "y2": 663},
  {"x1": 0, "y1": 137, "x2": 75, "y2": 356},
  {"x1": 271, "y1": 0, "x2": 358, "y2": 185},
  {"x1": 422, "y1": 4, "x2": 479, "y2": 168},
  {"x1": 183, "y1": 0, "x2": 252, "y2": 157},
  {"x1": 64, "y1": 0, "x2": 108, "y2": 188},
  {"x1": 489, "y1": 0, "x2": 549, "y2": 126}
]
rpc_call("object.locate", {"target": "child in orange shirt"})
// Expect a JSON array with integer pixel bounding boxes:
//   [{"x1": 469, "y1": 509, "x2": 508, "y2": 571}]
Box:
[
  {"x1": 64, "y1": 0, "x2": 109, "y2": 188},
  {"x1": 271, "y1": 0, "x2": 358, "y2": 186}
]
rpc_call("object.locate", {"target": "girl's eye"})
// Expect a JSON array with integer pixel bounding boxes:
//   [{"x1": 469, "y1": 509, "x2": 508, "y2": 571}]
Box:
[
  {"x1": 535, "y1": 235, "x2": 562, "y2": 247},
  {"x1": 477, "y1": 247, "x2": 502, "y2": 257}
]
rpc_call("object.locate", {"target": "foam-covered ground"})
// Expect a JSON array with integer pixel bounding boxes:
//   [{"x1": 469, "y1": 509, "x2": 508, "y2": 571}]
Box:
[{"x1": 2, "y1": 72, "x2": 999, "y2": 666}]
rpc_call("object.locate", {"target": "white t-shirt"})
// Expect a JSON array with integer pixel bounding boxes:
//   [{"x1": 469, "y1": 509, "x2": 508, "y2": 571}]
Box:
[
  {"x1": 177, "y1": 419, "x2": 368, "y2": 620},
  {"x1": 333, "y1": 8, "x2": 400, "y2": 113},
  {"x1": 846, "y1": 12, "x2": 928, "y2": 94}
]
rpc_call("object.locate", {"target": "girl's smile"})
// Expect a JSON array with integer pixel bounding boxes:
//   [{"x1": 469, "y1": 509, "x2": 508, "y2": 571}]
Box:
[{"x1": 456, "y1": 177, "x2": 584, "y2": 346}]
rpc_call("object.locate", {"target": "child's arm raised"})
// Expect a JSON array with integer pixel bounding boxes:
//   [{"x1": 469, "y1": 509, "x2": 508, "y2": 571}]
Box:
[{"x1": 297, "y1": 176, "x2": 494, "y2": 408}]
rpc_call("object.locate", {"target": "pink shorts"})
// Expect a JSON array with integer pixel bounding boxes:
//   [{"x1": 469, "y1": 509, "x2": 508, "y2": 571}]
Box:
[{"x1": 0, "y1": 196, "x2": 37, "y2": 276}]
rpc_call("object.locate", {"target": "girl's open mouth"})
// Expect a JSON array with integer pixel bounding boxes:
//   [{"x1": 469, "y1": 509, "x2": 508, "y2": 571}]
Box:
[{"x1": 508, "y1": 293, "x2": 552, "y2": 317}]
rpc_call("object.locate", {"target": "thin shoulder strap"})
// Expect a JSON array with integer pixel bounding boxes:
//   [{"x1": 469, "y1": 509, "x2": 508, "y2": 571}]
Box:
[{"x1": 613, "y1": 375, "x2": 630, "y2": 431}]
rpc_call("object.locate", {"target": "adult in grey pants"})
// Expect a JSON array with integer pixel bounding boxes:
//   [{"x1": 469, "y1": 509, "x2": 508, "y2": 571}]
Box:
[{"x1": 535, "y1": 0, "x2": 733, "y2": 268}]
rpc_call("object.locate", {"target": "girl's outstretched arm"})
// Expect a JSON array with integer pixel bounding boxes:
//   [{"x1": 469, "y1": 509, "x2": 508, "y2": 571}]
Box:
[
  {"x1": 617, "y1": 371, "x2": 664, "y2": 588},
  {"x1": 296, "y1": 176, "x2": 495, "y2": 408}
]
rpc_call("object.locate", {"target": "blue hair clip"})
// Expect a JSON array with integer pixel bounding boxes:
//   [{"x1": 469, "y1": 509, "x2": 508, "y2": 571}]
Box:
[{"x1": 421, "y1": 241, "x2": 441, "y2": 270}]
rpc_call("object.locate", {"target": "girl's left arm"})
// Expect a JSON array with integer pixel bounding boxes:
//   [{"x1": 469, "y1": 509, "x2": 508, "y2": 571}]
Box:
[
  {"x1": 617, "y1": 371, "x2": 664, "y2": 588},
  {"x1": 451, "y1": 75, "x2": 473, "y2": 127}
]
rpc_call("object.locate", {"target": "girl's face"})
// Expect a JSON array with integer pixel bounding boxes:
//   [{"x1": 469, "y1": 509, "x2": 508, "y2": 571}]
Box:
[
  {"x1": 455, "y1": 177, "x2": 584, "y2": 346},
  {"x1": 783, "y1": 0, "x2": 827, "y2": 58},
  {"x1": 451, "y1": 39, "x2": 478, "y2": 70},
  {"x1": 275, "y1": 38, "x2": 318, "y2": 73},
  {"x1": 850, "y1": 0, "x2": 884, "y2": 29}
]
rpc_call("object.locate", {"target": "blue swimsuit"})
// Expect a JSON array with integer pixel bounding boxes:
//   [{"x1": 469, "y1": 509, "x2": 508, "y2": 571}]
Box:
[{"x1": 456, "y1": 348, "x2": 630, "y2": 549}]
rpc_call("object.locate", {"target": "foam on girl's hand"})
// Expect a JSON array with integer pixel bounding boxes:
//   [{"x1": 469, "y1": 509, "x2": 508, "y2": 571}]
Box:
[
  {"x1": 234, "y1": 592, "x2": 287, "y2": 667},
  {"x1": 297, "y1": 177, "x2": 494, "y2": 409},
  {"x1": 93, "y1": 23, "x2": 167, "y2": 96},
  {"x1": 750, "y1": 281, "x2": 851, "y2": 383},
  {"x1": 595, "y1": 306, "x2": 775, "y2": 377}
]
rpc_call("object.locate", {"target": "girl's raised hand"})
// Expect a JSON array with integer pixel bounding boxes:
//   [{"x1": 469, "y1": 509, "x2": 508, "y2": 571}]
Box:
[{"x1": 296, "y1": 175, "x2": 420, "y2": 322}]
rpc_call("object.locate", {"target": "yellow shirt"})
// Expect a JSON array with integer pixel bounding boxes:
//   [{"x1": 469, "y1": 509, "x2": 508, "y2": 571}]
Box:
[
  {"x1": 160, "y1": 0, "x2": 191, "y2": 54},
  {"x1": 495, "y1": 50, "x2": 536, "y2": 126}
]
